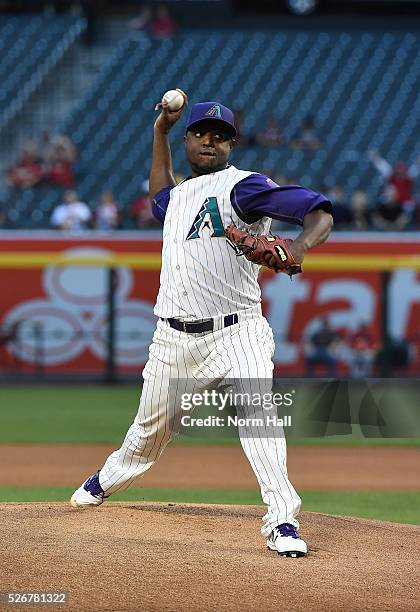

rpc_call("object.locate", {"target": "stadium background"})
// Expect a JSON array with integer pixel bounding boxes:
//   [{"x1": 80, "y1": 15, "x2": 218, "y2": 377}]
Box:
[{"x1": 0, "y1": 2, "x2": 419, "y2": 610}]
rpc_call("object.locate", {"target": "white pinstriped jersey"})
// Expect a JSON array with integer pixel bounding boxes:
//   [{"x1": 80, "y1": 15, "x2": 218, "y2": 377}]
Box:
[{"x1": 154, "y1": 165, "x2": 272, "y2": 320}]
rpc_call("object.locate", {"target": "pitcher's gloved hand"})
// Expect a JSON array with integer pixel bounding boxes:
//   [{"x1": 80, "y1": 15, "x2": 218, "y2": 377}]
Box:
[{"x1": 225, "y1": 224, "x2": 303, "y2": 276}]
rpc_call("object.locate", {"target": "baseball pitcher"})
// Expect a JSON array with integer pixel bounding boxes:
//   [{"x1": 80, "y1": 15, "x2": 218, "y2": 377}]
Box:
[{"x1": 71, "y1": 92, "x2": 333, "y2": 557}]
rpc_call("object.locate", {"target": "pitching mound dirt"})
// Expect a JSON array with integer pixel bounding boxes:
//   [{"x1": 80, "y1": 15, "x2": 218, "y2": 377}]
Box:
[{"x1": 1, "y1": 503, "x2": 419, "y2": 612}]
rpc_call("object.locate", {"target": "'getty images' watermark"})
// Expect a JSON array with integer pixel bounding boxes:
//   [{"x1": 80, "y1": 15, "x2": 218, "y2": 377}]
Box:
[
  {"x1": 180, "y1": 389, "x2": 295, "y2": 411},
  {"x1": 179, "y1": 389, "x2": 294, "y2": 429},
  {"x1": 169, "y1": 378, "x2": 420, "y2": 439}
]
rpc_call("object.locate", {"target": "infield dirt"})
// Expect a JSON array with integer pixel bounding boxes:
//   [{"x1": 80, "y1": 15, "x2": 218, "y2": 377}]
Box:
[
  {"x1": 1, "y1": 445, "x2": 419, "y2": 490},
  {"x1": 1, "y1": 502, "x2": 419, "y2": 612}
]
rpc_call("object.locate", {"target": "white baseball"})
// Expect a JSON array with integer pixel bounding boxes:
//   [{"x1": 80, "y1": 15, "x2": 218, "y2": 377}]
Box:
[{"x1": 162, "y1": 89, "x2": 184, "y2": 111}]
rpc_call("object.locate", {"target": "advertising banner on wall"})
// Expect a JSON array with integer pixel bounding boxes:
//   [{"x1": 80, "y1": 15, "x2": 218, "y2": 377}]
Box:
[{"x1": 0, "y1": 232, "x2": 419, "y2": 376}]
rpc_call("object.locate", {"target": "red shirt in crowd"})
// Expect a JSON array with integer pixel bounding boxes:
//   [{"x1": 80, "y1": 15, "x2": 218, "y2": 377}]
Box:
[
  {"x1": 7, "y1": 155, "x2": 44, "y2": 188},
  {"x1": 47, "y1": 161, "x2": 75, "y2": 188},
  {"x1": 389, "y1": 173, "x2": 413, "y2": 205}
]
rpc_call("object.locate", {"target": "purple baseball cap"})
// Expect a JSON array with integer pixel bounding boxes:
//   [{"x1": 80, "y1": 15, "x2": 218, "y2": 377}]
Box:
[{"x1": 185, "y1": 102, "x2": 236, "y2": 138}]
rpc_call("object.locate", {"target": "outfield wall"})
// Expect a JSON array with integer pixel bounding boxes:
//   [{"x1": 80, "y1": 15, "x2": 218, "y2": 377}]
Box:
[{"x1": 0, "y1": 231, "x2": 419, "y2": 376}]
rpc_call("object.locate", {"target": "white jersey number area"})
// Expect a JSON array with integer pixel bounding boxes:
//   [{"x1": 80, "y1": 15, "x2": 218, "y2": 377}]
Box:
[{"x1": 186, "y1": 197, "x2": 225, "y2": 240}]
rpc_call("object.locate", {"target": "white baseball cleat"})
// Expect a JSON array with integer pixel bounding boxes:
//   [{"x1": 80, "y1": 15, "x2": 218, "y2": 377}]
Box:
[
  {"x1": 267, "y1": 523, "x2": 308, "y2": 557},
  {"x1": 70, "y1": 471, "x2": 108, "y2": 508}
]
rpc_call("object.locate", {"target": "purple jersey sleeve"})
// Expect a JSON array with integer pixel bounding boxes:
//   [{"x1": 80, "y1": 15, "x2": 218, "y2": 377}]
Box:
[
  {"x1": 152, "y1": 186, "x2": 173, "y2": 223},
  {"x1": 231, "y1": 174, "x2": 332, "y2": 226}
]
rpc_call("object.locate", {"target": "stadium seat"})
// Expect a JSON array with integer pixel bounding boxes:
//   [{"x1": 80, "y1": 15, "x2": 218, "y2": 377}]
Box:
[{"x1": 4, "y1": 26, "x2": 420, "y2": 227}]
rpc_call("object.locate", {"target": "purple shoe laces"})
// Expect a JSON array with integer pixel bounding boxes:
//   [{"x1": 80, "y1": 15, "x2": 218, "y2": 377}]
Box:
[
  {"x1": 83, "y1": 471, "x2": 104, "y2": 497},
  {"x1": 275, "y1": 523, "x2": 300, "y2": 539}
]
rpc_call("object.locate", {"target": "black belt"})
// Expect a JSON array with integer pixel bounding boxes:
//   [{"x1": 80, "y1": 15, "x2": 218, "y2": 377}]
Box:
[{"x1": 162, "y1": 313, "x2": 239, "y2": 334}]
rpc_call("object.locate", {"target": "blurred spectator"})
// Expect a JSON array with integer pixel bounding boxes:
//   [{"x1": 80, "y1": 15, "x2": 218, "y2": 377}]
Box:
[
  {"x1": 346, "y1": 323, "x2": 377, "y2": 378},
  {"x1": 256, "y1": 117, "x2": 284, "y2": 147},
  {"x1": 129, "y1": 190, "x2": 158, "y2": 228},
  {"x1": 95, "y1": 191, "x2": 119, "y2": 231},
  {"x1": 328, "y1": 184, "x2": 353, "y2": 230},
  {"x1": 46, "y1": 144, "x2": 75, "y2": 188},
  {"x1": 368, "y1": 150, "x2": 420, "y2": 210},
  {"x1": 129, "y1": 4, "x2": 152, "y2": 31},
  {"x1": 39, "y1": 131, "x2": 77, "y2": 187},
  {"x1": 371, "y1": 185, "x2": 410, "y2": 231},
  {"x1": 0, "y1": 321, "x2": 20, "y2": 345},
  {"x1": 350, "y1": 190, "x2": 371, "y2": 230},
  {"x1": 304, "y1": 318, "x2": 340, "y2": 377},
  {"x1": 290, "y1": 115, "x2": 322, "y2": 150},
  {"x1": 6, "y1": 142, "x2": 44, "y2": 189},
  {"x1": 0, "y1": 320, "x2": 22, "y2": 370},
  {"x1": 51, "y1": 190, "x2": 91, "y2": 231},
  {"x1": 53, "y1": 134, "x2": 77, "y2": 164},
  {"x1": 150, "y1": 5, "x2": 177, "y2": 38},
  {"x1": 40, "y1": 130, "x2": 77, "y2": 169},
  {"x1": 375, "y1": 337, "x2": 410, "y2": 375}
]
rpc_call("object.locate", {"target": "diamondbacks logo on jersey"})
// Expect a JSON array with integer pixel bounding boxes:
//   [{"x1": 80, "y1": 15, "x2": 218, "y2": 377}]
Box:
[
  {"x1": 205, "y1": 104, "x2": 222, "y2": 119},
  {"x1": 186, "y1": 197, "x2": 225, "y2": 240}
]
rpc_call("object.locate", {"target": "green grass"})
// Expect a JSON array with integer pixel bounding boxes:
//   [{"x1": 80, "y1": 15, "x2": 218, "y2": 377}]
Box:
[
  {"x1": 0, "y1": 487, "x2": 418, "y2": 525},
  {"x1": 0, "y1": 385, "x2": 418, "y2": 446},
  {"x1": 0, "y1": 386, "x2": 139, "y2": 443}
]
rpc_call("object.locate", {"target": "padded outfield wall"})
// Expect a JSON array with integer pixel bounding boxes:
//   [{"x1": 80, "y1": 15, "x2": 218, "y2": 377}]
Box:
[{"x1": 0, "y1": 231, "x2": 419, "y2": 377}]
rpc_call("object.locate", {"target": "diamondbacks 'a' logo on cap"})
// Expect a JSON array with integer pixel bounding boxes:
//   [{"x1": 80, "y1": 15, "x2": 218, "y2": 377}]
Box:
[{"x1": 205, "y1": 104, "x2": 222, "y2": 119}]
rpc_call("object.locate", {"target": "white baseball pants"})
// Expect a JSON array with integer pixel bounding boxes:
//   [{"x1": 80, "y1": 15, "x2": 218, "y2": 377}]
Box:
[{"x1": 99, "y1": 307, "x2": 302, "y2": 536}]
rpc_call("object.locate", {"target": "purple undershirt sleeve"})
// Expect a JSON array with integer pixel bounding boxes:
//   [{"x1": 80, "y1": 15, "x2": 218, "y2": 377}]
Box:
[
  {"x1": 152, "y1": 186, "x2": 173, "y2": 224},
  {"x1": 231, "y1": 174, "x2": 332, "y2": 226}
]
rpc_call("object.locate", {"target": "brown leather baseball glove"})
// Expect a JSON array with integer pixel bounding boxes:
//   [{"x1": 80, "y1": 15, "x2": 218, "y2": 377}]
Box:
[{"x1": 225, "y1": 224, "x2": 302, "y2": 276}]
